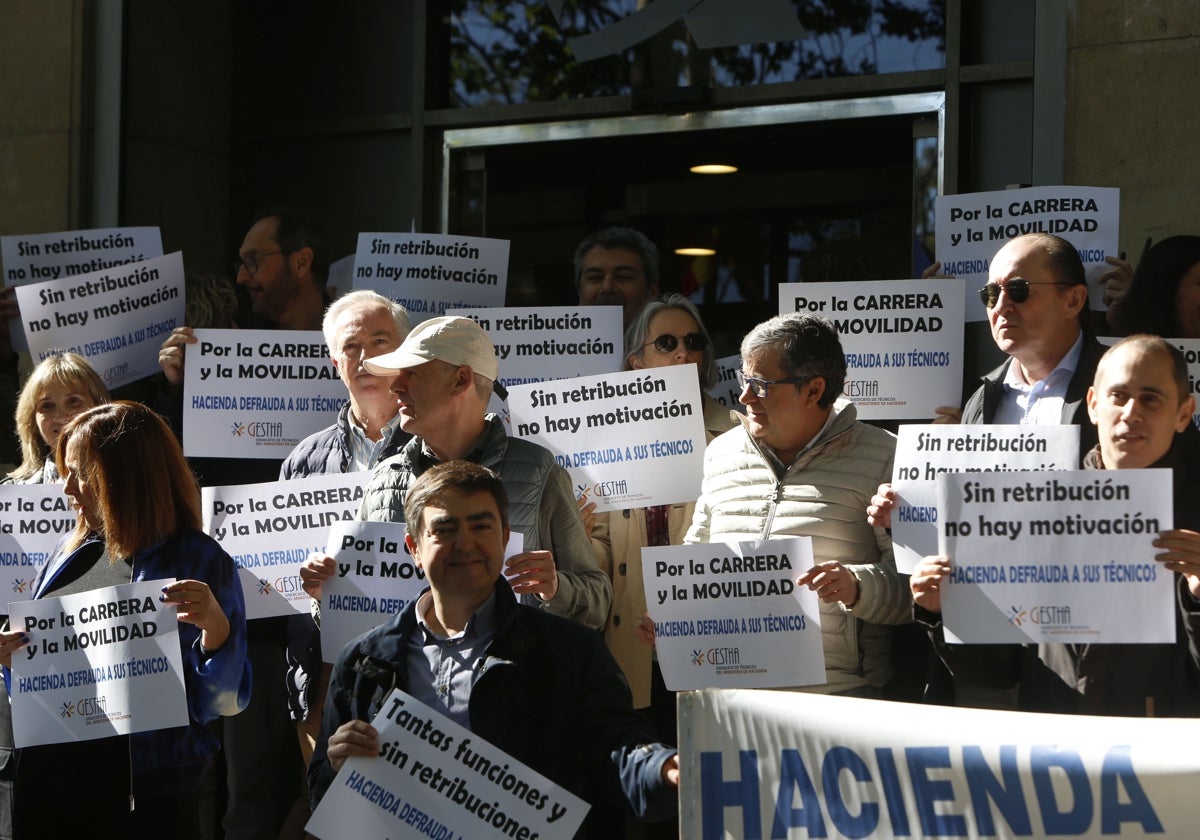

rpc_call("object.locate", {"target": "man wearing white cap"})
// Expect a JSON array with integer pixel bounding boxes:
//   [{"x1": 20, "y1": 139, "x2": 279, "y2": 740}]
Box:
[{"x1": 301, "y1": 316, "x2": 611, "y2": 630}]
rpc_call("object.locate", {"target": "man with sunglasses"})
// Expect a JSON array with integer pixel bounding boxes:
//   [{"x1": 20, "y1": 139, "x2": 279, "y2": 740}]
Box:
[
  {"x1": 963, "y1": 232, "x2": 1103, "y2": 456},
  {"x1": 685, "y1": 313, "x2": 912, "y2": 696}
]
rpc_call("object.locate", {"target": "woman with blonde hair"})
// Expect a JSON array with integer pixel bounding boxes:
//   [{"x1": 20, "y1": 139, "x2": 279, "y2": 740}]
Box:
[
  {"x1": 4, "y1": 350, "x2": 109, "y2": 484},
  {"x1": 0, "y1": 401, "x2": 250, "y2": 837}
]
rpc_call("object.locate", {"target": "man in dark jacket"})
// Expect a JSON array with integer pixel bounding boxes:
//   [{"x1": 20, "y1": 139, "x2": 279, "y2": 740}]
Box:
[
  {"x1": 309, "y1": 461, "x2": 678, "y2": 835},
  {"x1": 911, "y1": 335, "x2": 1200, "y2": 716}
]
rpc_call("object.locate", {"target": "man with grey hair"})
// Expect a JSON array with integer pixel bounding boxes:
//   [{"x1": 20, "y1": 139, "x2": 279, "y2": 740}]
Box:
[
  {"x1": 575, "y1": 226, "x2": 661, "y2": 328},
  {"x1": 685, "y1": 313, "x2": 911, "y2": 695},
  {"x1": 280, "y1": 290, "x2": 412, "y2": 773},
  {"x1": 281, "y1": 289, "x2": 412, "y2": 479},
  {"x1": 301, "y1": 315, "x2": 611, "y2": 630}
]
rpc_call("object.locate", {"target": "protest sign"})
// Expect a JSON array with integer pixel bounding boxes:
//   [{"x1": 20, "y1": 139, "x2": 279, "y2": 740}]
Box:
[
  {"x1": 644, "y1": 539, "x2": 823, "y2": 690},
  {"x1": 14, "y1": 251, "x2": 185, "y2": 388},
  {"x1": 889, "y1": 425, "x2": 1079, "y2": 573},
  {"x1": 306, "y1": 689, "x2": 588, "y2": 840},
  {"x1": 9, "y1": 579, "x2": 186, "y2": 748},
  {"x1": 202, "y1": 472, "x2": 368, "y2": 620},
  {"x1": 321, "y1": 521, "x2": 525, "y2": 662},
  {"x1": 352, "y1": 232, "x2": 508, "y2": 325},
  {"x1": 182, "y1": 328, "x2": 346, "y2": 458},
  {"x1": 935, "y1": 186, "x2": 1119, "y2": 321},
  {"x1": 680, "y1": 688, "x2": 1200, "y2": 839},
  {"x1": 1, "y1": 226, "x2": 163, "y2": 352},
  {"x1": 709, "y1": 354, "x2": 746, "y2": 414},
  {"x1": 1147, "y1": 338, "x2": 1200, "y2": 431},
  {"x1": 0, "y1": 485, "x2": 76, "y2": 603},
  {"x1": 778, "y1": 278, "x2": 965, "y2": 419},
  {"x1": 447, "y1": 305, "x2": 625, "y2": 428},
  {"x1": 507, "y1": 365, "x2": 706, "y2": 512},
  {"x1": 936, "y1": 469, "x2": 1173, "y2": 644}
]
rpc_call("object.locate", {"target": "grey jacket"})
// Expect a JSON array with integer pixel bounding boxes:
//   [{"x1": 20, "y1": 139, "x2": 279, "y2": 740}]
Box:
[{"x1": 359, "y1": 414, "x2": 612, "y2": 630}]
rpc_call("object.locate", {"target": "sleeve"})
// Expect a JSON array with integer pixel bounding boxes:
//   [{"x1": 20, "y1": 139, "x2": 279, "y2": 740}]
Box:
[
  {"x1": 537, "y1": 464, "x2": 613, "y2": 630},
  {"x1": 307, "y1": 641, "x2": 361, "y2": 809},
  {"x1": 683, "y1": 446, "x2": 717, "y2": 545},
  {"x1": 577, "y1": 630, "x2": 678, "y2": 823},
  {"x1": 186, "y1": 539, "x2": 252, "y2": 722},
  {"x1": 845, "y1": 525, "x2": 912, "y2": 626},
  {"x1": 1177, "y1": 575, "x2": 1200, "y2": 676}
]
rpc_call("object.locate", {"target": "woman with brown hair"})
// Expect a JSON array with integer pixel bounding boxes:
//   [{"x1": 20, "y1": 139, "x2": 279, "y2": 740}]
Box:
[{"x1": 0, "y1": 401, "x2": 250, "y2": 837}]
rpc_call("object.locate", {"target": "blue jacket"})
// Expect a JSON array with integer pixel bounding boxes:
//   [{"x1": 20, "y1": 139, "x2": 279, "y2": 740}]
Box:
[
  {"x1": 25, "y1": 528, "x2": 251, "y2": 797},
  {"x1": 308, "y1": 579, "x2": 677, "y2": 835}
]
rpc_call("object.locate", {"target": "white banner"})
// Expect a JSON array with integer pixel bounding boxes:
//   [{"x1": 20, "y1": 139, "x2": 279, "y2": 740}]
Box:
[
  {"x1": 890, "y1": 425, "x2": 1080, "y2": 573},
  {"x1": 0, "y1": 485, "x2": 76, "y2": 603},
  {"x1": 9, "y1": 579, "x2": 186, "y2": 748},
  {"x1": 937, "y1": 469, "x2": 1173, "y2": 644},
  {"x1": 644, "y1": 539, "x2": 823, "y2": 690},
  {"x1": 307, "y1": 689, "x2": 588, "y2": 840},
  {"x1": 14, "y1": 251, "x2": 185, "y2": 388},
  {"x1": 202, "y1": 473, "x2": 368, "y2": 620},
  {"x1": 680, "y1": 688, "x2": 1200, "y2": 839},
  {"x1": 1, "y1": 226, "x2": 163, "y2": 353},
  {"x1": 709, "y1": 354, "x2": 746, "y2": 414},
  {"x1": 778, "y1": 278, "x2": 965, "y2": 419},
  {"x1": 935, "y1": 186, "x2": 1120, "y2": 321},
  {"x1": 182, "y1": 328, "x2": 347, "y2": 459},
  {"x1": 352, "y1": 232, "x2": 508, "y2": 325},
  {"x1": 507, "y1": 365, "x2": 706, "y2": 512}
]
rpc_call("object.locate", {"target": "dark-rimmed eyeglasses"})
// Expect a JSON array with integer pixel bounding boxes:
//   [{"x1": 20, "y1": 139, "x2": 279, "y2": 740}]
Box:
[
  {"x1": 978, "y1": 278, "x2": 1069, "y2": 308},
  {"x1": 643, "y1": 332, "x2": 709, "y2": 354},
  {"x1": 234, "y1": 250, "x2": 284, "y2": 277},
  {"x1": 736, "y1": 370, "x2": 808, "y2": 399}
]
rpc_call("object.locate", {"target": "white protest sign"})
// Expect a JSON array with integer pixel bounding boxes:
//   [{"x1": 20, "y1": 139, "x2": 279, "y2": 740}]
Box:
[
  {"x1": 890, "y1": 425, "x2": 1080, "y2": 573},
  {"x1": 1, "y1": 226, "x2": 163, "y2": 353},
  {"x1": 182, "y1": 328, "x2": 346, "y2": 459},
  {"x1": 680, "y1": 688, "x2": 1200, "y2": 839},
  {"x1": 202, "y1": 473, "x2": 368, "y2": 620},
  {"x1": 14, "y1": 251, "x2": 185, "y2": 388},
  {"x1": 935, "y1": 186, "x2": 1120, "y2": 321},
  {"x1": 1160, "y1": 338, "x2": 1200, "y2": 431},
  {"x1": 643, "y1": 539, "x2": 823, "y2": 690},
  {"x1": 0, "y1": 485, "x2": 76, "y2": 603},
  {"x1": 708, "y1": 354, "x2": 746, "y2": 414},
  {"x1": 778, "y1": 278, "x2": 965, "y2": 419},
  {"x1": 352, "y1": 233, "x2": 508, "y2": 325},
  {"x1": 322, "y1": 521, "x2": 525, "y2": 662},
  {"x1": 9, "y1": 579, "x2": 186, "y2": 748},
  {"x1": 447, "y1": 305, "x2": 625, "y2": 431},
  {"x1": 507, "y1": 365, "x2": 706, "y2": 512},
  {"x1": 307, "y1": 689, "x2": 588, "y2": 840},
  {"x1": 937, "y1": 469, "x2": 1173, "y2": 644},
  {"x1": 321, "y1": 521, "x2": 423, "y2": 661}
]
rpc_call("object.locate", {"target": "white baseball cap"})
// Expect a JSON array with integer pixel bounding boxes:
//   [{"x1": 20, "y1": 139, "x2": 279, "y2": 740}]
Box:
[{"x1": 362, "y1": 315, "x2": 499, "y2": 380}]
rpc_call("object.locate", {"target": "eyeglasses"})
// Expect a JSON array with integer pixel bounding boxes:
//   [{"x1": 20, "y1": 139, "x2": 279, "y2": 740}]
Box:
[
  {"x1": 736, "y1": 370, "x2": 808, "y2": 399},
  {"x1": 234, "y1": 250, "x2": 284, "y2": 277},
  {"x1": 978, "y1": 278, "x2": 1070, "y2": 308},
  {"x1": 643, "y1": 332, "x2": 709, "y2": 354}
]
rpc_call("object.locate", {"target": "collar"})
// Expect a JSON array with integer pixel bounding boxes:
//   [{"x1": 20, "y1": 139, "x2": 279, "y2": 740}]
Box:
[
  {"x1": 1003, "y1": 331, "x2": 1084, "y2": 390},
  {"x1": 414, "y1": 588, "x2": 498, "y2": 641}
]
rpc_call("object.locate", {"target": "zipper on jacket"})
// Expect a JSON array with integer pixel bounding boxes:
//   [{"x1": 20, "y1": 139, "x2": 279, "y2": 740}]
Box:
[{"x1": 761, "y1": 482, "x2": 784, "y2": 540}]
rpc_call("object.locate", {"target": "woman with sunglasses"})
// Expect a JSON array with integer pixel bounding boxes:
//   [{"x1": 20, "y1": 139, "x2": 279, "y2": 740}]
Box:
[{"x1": 587, "y1": 296, "x2": 736, "y2": 759}]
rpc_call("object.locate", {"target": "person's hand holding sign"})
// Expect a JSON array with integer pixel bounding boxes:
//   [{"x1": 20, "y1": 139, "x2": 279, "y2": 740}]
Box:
[
  {"x1": 161, "y1": 579, "x2": 232, "y2": 652},
  {"x1": 505, "y1": 551, "x2": 559, "y2": 601}
]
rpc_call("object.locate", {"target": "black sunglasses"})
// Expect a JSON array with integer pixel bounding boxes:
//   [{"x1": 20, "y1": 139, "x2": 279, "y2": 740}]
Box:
[
  {"x1": 643, "y1": 332, "x2": 709, "y2": 353},
  {"x1": 978, "y1": 278, "x2": 1070, "y2": 308}
]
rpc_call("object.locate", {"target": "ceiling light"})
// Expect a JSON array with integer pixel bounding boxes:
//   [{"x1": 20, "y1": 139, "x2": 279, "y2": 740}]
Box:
[
  {"x1": 689, "y1": 164, "x2": 738, "y2": 175},
  {"x1": 674, "y1": 247, "x2": 716, "y2": 256}
]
